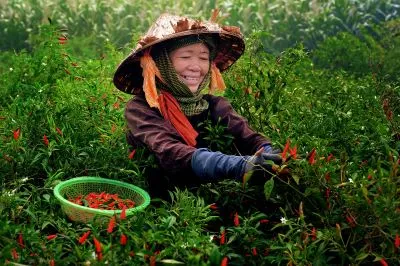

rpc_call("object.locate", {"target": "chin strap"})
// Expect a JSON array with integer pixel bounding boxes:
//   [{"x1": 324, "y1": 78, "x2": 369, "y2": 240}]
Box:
[{"x1": 210, "y1": 62, "x2": 226, "y2": 94}]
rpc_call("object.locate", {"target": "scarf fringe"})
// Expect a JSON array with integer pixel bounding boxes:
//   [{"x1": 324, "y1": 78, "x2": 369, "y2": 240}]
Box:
[
  {"x1": 140, "y1": 50, "x2": 163, "y2": 109},
  {"x1": 210, "y1": 62, "x2": 226, "y2": 94}
]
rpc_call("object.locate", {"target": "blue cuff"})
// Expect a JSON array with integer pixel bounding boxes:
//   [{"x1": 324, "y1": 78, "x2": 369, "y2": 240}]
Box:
[{"x1": 191, "y1": 148, "x2": 248, "y2": 181}]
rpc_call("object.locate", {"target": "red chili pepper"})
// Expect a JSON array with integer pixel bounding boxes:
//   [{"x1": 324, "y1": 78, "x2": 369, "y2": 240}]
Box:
[
  {"x1": 324, "y1": 172, "x2": 331, "y2": 183},
  {"x1": 326, "y1": 153, "x2": 334, "y2": 162},
  {"x1": 120, "y1": 234, "x2": 127, "y2": 246},
  {"x1": 13, "y1": 129, "x2": 21, "y2": 140},
  {"x1": 58, "y1": 36, "x2": 67, "y2": 45},
  {"x1": 220, "y1": 230, "x2": 226, "y2": 245},
  {"x1": 311, "y1": 227, "x2": 317, "y2": 241},
  {"x1": 220, "y1": 257, "x2": 228, "y2": 266},
  {"x1": 281, "y1": 139, "x2": 290, "y2": 161},
  {"x1": 107, "y1": 216, "x2": 116, "y2": 234},
  {"x1": 289, "y1": 145, "x2": 297, "y2": 160},
  {"x1": 379, "y1": 258, "x2": 388, "y2": 266},
  {"x1": 43, "y1": 134, "x2": 49, "y2": 146},
  {"x1": 78, "y1": 231, "x2": 91, "y2": 244},
  {"x1": 49, "y1": 259, "x2": 55, "y2": 266},
  {"x1": 308, "y1": 148, "x2": 316, "y2": 165},
  {"x1": 93, "y1": 236, "x2": 102, "y2": 253},
  {"x1": 252, "y1": 247, "x2": 258, "y2": 256},
  {"x1": 325, "y1": 188, "x2": 331, "y2": 199},
  {"x1": 17, "y1": 233, "x2": 24, "y2": 248},
  {"x1": 56, "y1": 127, "x2": 63, "y2": 136},
  {"x1": 126, "y1": 199, "x2": 135, "y2": 208},
  {"x1": 209, "y1": 203, "x2": 218, "y2": 210},
  {"x1": 120, "y1": 205, "x2": 127, "y2": 220},
  {"x1": 149, "y1": 255, "x2": 156, "y2": 266},
  {"x1": 259, "y1": 219, "x2": 269, "y2": 224},
  {"x1": 345, "y1": 215, "x2": 356, "y2": 228},
  {"x1": 11, "y1": 248, "x2": 19, "y2": 260},
  {"x1": 128, "y1": 149, "x2": 136, "y2": 160},
  {"x1": 69, "y1": 192, "x2": 135, "y2": 211},
  {"x1": 96, "y1": 252, "x2": 103, "y2": 261},
  {"x1": 47, "y1": 234, "x2": 57, "y2": 241},
  {"x1": 395, "y1": 233, "x2": 400, "y2": 249},
  {"x1": 233, "y1": 212, "x2": 240, "y2": 227}
]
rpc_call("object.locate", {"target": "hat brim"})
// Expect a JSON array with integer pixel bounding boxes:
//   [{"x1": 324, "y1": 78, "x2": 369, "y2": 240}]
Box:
[{"x1": 113, "y1": 30, "x2": 245, "y2": 95}]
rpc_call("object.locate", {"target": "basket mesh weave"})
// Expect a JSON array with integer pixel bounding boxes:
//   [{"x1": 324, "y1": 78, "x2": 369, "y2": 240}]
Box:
[{"x1": 54, "y1": 177, "x2": 150, "y2": 224}]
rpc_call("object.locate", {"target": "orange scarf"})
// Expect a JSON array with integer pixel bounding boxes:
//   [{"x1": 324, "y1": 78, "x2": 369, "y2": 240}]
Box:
[{"x1": 158, "y1": 91, "x2": 198, "y2": 147}]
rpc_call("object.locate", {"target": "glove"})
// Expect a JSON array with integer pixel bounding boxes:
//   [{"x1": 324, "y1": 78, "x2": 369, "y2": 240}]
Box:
[
  {"x1": 244, "y1": 146, "x2": 283, "y2": 185},
  {"x1": 191, "y1": 145, "x2": 282, "y2": 182},
  {"x1": 245, "y1": 146, "x2": 282, "y2": 173},
  {"x1": 261, "y1": 144, "x2": 282, "y2": 155}
]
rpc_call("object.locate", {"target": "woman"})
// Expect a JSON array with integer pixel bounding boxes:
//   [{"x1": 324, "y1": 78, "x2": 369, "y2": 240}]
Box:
[{"x1": 113, "y1": 13, "x2": 281, "y2": 199}]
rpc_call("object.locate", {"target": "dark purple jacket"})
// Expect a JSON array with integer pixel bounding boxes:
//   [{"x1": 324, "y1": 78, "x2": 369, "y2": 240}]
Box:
[{"x1": 125, "y1": 93, "x2": 271, "y2": 198}]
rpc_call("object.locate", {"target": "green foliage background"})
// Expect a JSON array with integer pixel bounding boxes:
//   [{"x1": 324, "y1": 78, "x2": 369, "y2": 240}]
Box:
[{"x1": 0, "y1": 0, "x2": 399, "y2": 265}]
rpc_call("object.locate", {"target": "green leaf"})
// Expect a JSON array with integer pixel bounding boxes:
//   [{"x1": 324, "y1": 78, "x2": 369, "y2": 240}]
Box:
[
  {"x1": 159, "y1": 259, "x2": 185, "y2": 264},
  {"x1": 208, "y1": 246, "x2": 221, "y2": 265},
  {"x1": 41, "y1": 220, "x2": 52, "y2": 230},
  {"x1": 355, "y1": 252, "x2": 369, "y2": 261},
  {"x1": 242, "y1": 171, "x2": 254, "y2": 187},
  {"x1": 361, "y1": 187, "x2": 369, "y2": 202},
  {"x1": 264, "y1": 178, "x2": 275, "y2": 200},
  {"x1": 43, "y1": 194, "x2": 50, "y2": 201},
  {"x1": 291, "y1": 174, "x2": 300, "y2": 185}
]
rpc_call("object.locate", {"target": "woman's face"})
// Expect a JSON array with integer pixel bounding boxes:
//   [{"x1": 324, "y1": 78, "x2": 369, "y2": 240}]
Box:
[{"x1": 169, "y1": 42, "x2": 210, "y2": 93}]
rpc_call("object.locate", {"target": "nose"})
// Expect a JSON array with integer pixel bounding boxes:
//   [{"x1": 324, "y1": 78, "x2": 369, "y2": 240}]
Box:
[{"x1": 187, "y1": 59, "x2": 202, "y2": 72}]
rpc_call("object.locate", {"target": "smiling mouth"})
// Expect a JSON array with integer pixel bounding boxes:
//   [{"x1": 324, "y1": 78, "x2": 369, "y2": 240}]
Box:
[{"x1": 182, "y1": 75, "x2": 200, "y2": 82}]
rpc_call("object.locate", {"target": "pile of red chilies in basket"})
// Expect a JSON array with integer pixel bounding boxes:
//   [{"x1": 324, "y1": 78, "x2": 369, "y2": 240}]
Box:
[{"x1": 68, "y1": 192, "x2": 135, "y2": 210}]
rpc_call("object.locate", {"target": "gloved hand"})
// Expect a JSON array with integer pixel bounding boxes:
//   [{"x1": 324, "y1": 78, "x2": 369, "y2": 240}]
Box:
[
  {"x1": 191, "y1": 145, "x2": 282, "y2": 182},
  {"x1": 244, "y1": 147, "x2": 283, "y2": 185},
  {"x1": 245, "y1": 147, "x2": 282, "y2": 173}
]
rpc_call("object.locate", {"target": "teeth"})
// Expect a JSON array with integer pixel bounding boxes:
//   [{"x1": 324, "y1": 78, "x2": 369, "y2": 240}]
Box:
[{"x1": 183, "y1": 76, "x2": 198, "y2": 81}]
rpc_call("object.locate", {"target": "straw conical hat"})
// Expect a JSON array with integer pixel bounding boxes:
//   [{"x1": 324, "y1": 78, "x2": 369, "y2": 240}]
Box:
[{"x1": 113, "y1": 13, "x2": 245, "y2": 94}]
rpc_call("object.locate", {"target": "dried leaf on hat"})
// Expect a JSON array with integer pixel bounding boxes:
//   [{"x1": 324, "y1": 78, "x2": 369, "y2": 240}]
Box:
[
  {"x1": 139, "y1": 36, "x2": 159, "y2": 47},
  {"x1": 172, "y1": 18, "x2": 190, "y2": 33},
  {"x1": 210, "y1": 9, "x2": 219, "y2": 23},
  {"x1": 191, "y1": 21, "x2": 206, "y2": 30},
  {"x1": 222, "y1": 26, "x2": 241, "y2": 35}
]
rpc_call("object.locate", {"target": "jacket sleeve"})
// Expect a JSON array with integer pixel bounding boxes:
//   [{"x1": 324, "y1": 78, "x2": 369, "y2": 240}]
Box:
[
  {"x1": 208, "y1": 95, "x2": 272, "y2": 155},
  {"x1": 125, "y1": 95, "x2": 197, "y2": 173}
]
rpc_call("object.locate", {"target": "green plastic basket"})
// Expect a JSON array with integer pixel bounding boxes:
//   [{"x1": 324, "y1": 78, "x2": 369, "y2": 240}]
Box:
[{"x1": 54, "y1": 177, "x2": 150, "y2": 224}]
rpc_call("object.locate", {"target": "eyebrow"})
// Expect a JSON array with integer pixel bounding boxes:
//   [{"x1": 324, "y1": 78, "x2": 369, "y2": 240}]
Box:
[{"x1": 179, "y1": 49, "x2": 210, "y2": 54}]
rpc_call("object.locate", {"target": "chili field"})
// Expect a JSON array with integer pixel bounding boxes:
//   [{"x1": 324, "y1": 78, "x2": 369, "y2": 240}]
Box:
[{"x1": 1, "y1": 0, "x2": 400, "y2": 265}]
